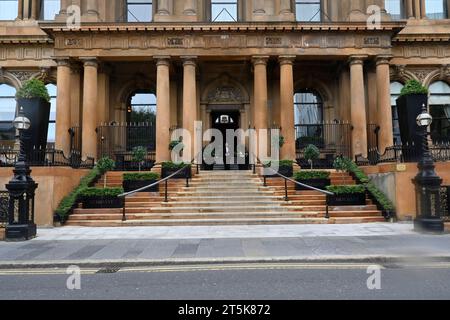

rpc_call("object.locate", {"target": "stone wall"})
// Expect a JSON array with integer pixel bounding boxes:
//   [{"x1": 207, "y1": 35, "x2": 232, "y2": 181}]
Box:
[{"x1": 0, "y1": 167, "x2": 90, "y2": 227}]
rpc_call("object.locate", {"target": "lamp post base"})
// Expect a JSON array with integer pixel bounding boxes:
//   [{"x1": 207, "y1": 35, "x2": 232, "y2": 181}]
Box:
[
  {"x1": 414, "y1": 218, "x2": 444, "y2": 234},
  {"x1": 5, "y1": 223, "x2": 37, "y2": 241}
]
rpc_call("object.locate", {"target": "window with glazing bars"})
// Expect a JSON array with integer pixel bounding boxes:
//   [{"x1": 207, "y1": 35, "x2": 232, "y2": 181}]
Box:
[
  {"x1": 127, "y1": 0, "x2": 153, "y2": 22},
  {"x1": 211, "y1": 0, "x2": 238, "y2": 22},
  {"x1": 295, "y1": 0, "x2": 321, "y2": 22}
]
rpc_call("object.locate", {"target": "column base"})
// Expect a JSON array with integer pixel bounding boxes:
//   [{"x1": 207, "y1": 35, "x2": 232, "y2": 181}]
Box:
[
  {"x1": 5, "y1": 223, "x2": 37, "y2": 242},
  {"x1": 414, "y1": 217, "x2": 445, "y2": 234}
]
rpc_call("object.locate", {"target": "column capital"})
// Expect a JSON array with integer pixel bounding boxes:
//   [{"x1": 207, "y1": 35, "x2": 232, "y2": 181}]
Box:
[
  {"x1": 56, "y1": 58, "x2": 71, "y2": 67},
  {"x1": 348, "y1": 55, "x2": 368, "y2": 66},
  {"x1": 80, "y1": 58, "x2": 99, "y2": 68},
  {"x1": 182, "y1": 56, "x2": 197, "y2": 67},
  {"x1": 279, "y1": 55, "x2": 296, "y2": 65},
  {"x1": 252, "y1": 56, "x2": 269, "y2": 66},
  {"x1": 376, "y1": 55, "x2": 393, "y2": 66},
  {"x1": 154, "y1": 56, "x2": 171, "y2": 66}
]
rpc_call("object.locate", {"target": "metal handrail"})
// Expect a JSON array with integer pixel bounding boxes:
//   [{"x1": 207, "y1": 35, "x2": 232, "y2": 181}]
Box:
[
  {"x1": 250, "y1": 152, "x2": 334, "y2": 219},
  {"x1": 118, "y1": 152, "x2": 201, "y2": 221}
]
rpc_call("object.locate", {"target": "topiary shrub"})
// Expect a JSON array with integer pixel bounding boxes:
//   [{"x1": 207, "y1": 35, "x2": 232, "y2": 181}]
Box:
[
  {"x1": 132, "y1": 146, "x2": 147, "y2": 172},
  {"x1": 97, "y1": 157, "x2": 116, "y2": 188},
  {"x1": 16, "y1": 79, "x2": 50, "y2": 102},
  {"x1": 304, "y1": 144, "x2": 320, "y2": 169},
  {"x1": 400, "y1": 79, "x2": 428, "y2": 96}
]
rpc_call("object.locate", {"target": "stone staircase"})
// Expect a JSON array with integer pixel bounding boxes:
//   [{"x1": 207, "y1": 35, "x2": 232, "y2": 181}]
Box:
[{"x1": 66, "y1": 170, "x2": 385, "y2": 227}]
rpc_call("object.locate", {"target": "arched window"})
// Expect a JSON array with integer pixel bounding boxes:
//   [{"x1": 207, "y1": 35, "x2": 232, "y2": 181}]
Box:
[
  {"x1": 127, "y1": 0, "x2": 153, "y2": 22},
  {"x1": 0, "y1": 83, "x2": 17, "y2": 146},
  {"x1": 46, "y1": 84, "x2": 57, "y2": 145},
  {"x1": 385, "y1": 0, "x2": 405, "y2": 20},
  {"x1": 426, "y1": 0, "x2": 448, "y2": 19},
  {"x1": 0, "y1": 0, "x2": 18, "y2": 20},
  {"x1": 211, "y1": 0, "x2": 238, "y2": 22},
  {"x1": 429, "y1": 81, "x2": 450, "y2": 143},
  {"x1": 390, "y1": 81, "x2": 404, "y2": 144},
  {"x1": 295, "y1": 0, "x2": 321, "y2": 22},
  {"x1": 40, "y1": 0, "x2": 60, "y2": 20}
]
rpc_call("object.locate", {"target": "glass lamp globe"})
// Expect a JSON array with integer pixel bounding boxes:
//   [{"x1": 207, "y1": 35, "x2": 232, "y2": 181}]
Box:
[
  {"x1": 416, "y1": 112, "x2": 433, "y2": 127},
  {"x1": 13, "y1": 116, "x2": 31, "y2": 130}
]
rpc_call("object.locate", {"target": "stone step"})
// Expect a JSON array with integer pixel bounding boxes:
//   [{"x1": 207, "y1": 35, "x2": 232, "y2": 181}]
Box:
[{"x1": 124, "y1": 205, "x2": 288, "y2": 214}]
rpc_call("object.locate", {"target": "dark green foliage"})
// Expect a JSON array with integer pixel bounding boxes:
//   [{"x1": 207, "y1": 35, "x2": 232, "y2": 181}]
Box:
[
  {"x1": 123, "y1": 172, "x2": 159, "y2": 181},
  {"x1": 333, "y1": 156, "x2": 351, "y2": 172},
  {"x1": 294, "y1": 171, "x2": 330, "y2": 180},
  {"x1": 263, "y1": 160, "x2": 294, "y2": 168},
  {"x1": 132, "y1": 146, "x2": 147, "y2": 163},
  {"x1": 169, "y1": 140, "x2": 184, "y2": 150},
  {"x1": 79, "y1": 187, "x2": 124, "y2": 197},
  {"x1": 16, "y1": 79, "x2": 50, "y2": 102},
  {"x1": 55, "y1": 167, "x2": 101, "y2": 221},
  {"x1": 162, "y1": 161, "x2": 190, "y2": 169},
  {"x1": 400, "y1": 79, "x2": 428, "y2": 96},
  {"x1": 304, "y1": 144, "x2": 320, "y2": 161},
  {"x1": 97, "y1": 157, "x2": 115, "y2": 174},
  {"x1": 326, "y1": 185, "x2": 366, "y2": 195}
]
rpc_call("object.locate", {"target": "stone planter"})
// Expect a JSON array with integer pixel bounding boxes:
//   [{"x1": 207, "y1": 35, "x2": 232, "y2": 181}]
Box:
[
  {"x1": 295, "y1": 178, "x2": 331, "y2": 191},
  {"x1": 327, "y1": 193, "x2": 366, "y2": 206},
  {"x1": 81, "y1": 196, "x2": 124, "y2": 209},
  {"x1": 161, "y1": 165, "x2": 192, "y2": 179},
  {"x1": 123, "y1": 179, "x2": 159, "y2": 193}
]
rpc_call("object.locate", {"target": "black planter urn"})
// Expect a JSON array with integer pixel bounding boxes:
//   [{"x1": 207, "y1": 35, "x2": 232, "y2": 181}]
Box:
[
  {"x1": 396, "y1": 94, "x2": 428, "y2": 162},
  {"x1": 123, "y1": 180, "x2": 159, "y2": 193},
  {"x1": 17, "y1": 98, "x2": 51, "y2": 158},
  {"x1": 295, "y1": 178, "x2": 331, "y2": 191},
  {"x1": 327, "y1": 193, "x2": 366, "y2": 206}
]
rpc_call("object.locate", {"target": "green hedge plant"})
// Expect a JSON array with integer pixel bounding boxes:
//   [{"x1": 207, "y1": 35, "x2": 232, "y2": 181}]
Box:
[
  {"x1": 294, "y1": 171, "x2": 330, "y2": 180},
  {"x1": 123, "y1": 172, "x2": 159, "y2": 181},
  {"x1": 263, "y1": 160, "x2": 294, "y2": 168},
  {"x1": 162, "y1": 161, "x2": 190, "y2": 170},
  {"x1": 400, "y1": 79, "x2": 428, "y2": 96},
  {"x1": 326, "y1": 185, "x2": 366, "y2": 195},
  {"x1": 16, "y1": 78, "x2": 51, "y2": 102},
  {"x1": 79, "y1": 187, "x2": 124, "y2": 198},
  {"x1": 97, "y1": 157, "x2": 116, "y2": 188}
]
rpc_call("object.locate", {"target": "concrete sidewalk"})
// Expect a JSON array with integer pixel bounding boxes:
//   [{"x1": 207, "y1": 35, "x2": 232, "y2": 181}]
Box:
[{"x1": 0, "y1": 223, "x2": 450, "y2": 268}]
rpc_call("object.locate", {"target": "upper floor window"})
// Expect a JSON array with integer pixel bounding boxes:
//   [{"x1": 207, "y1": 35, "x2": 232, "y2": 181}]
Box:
[
  {"x1": 426, "y1": 0, "x2": 448, "y2": 19},
  {"x1": 40, "y1": 0, "x2": 61, "y2": 20},
  {"x1": 296, "y1": 0, "x2": 321, "y2": 22},
  {"x1": 211, "y1": 0, "x2": 238, "y2": 22},
  {"x1": 385, "y1": 0, "x2": 405, "y2": 20},
  {"x1": 127, "y1": 0, "x2": 153, "y2": 22},
  {"x1": 0, "y1": 0, "x2": 18, "y2": 20},
  {"x1": 46, "y1": 84, "x2": 57, "y2": 144}
]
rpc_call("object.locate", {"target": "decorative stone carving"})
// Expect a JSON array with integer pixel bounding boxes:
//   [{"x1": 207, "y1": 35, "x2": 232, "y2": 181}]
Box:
[
  {"x1": 207, "y1": 86, "x2": 244, "y2": 103},
  {"x1": 9, "y1": 71, "x2": 35, "y2": 84},
  {"x1": 411, "y1": 68, "x2": 435, "y2": 83}
]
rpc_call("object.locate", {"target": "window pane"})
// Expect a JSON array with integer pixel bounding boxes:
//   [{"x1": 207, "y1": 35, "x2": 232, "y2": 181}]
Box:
[
  {"x1": 212, "y1": 0, "x2": 237, "y2": 22},
  {"x1": 0, "y1": 84, "x2": 16, "y2": 121},
  {"x1": 385, "y1": 0, "x2": 403, "y2": 20},
  {"x1": 127, "y1": 0, "x2": 153, "y2": 22},
  {"x1": 426, "y1": 0, "x2": 447, "y2": 19},
  {"x1": 0, "y1": 0, "x2": 18, "y2": 20},
  {"x1": 46, "y1": 84, "x2": 57, "y2": 143},
  {"x1": 294, "y1": 91, "x2": 323, "y2": 125},
  {"x1": 390, "y1": 82, "x2": 404, "y2": 144},
  {"x1": 41, "y1": 0, "x2": 60, "y2": 20},
  {"x1": 296, "y1": 0, "x2": 321, "y2": 22}
]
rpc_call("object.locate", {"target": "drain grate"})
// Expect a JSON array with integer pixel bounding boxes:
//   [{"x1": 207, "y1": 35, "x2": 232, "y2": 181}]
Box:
[{"x1": 96, "y1": 267, "x2": 121, "y2": 274}]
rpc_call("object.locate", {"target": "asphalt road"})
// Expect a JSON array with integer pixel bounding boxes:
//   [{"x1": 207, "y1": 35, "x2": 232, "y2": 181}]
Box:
[{"x1": 1, "y1": 263, "x2": 450, "y2": 300}]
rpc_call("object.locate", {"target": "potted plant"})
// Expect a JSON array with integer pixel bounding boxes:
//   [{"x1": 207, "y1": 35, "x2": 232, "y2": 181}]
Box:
[
  {"x1": 97, "y1": 157, "x2": 116, "y2": 188},
  {"x1": 15, "y1": 79, "x2": 51, "y2": 159},
  {"x1": 396, "y1": 79, "x2": 429, "y2": 161},
  {"x1": 132, "y1": 146, "x2": 147, "y2": 172},
  {"x1": 122, "y1": 172, "x2": 160, "y2": 193},
  {"x1": 263, "y1": 160, "x2": 294, "y2": 177},
  {"x1": 304, "y1": 144, "x2": 320, "y2": 169},
  {"x1": 294, "y1": 171, "x2": 331, "y2": 191},
  {"x1": 326, "y1": 185, "x2": 367, "y2": 206},
  {"x1": 161, "y1": 161, "x2": 191, "y2": 179},
  {"x1": 79, "y1": 187, "x2": 124, "y2": 209},
  {"x1": 333, "y1": 156, "x2": 351, "y2": 180}
]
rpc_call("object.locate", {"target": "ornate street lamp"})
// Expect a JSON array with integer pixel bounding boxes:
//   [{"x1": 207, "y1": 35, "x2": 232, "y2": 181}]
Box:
[
  {"x1": 5, "y1": 111, "x2": 38, "y2": 241},
  {"x1": 414, "y1": 103, "x2": 444, "y2": 233}
]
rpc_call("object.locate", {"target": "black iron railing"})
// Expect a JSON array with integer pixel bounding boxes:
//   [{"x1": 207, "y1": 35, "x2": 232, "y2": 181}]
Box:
[
  {"x1": 295, "y1": 122, "x2": 352, "y2": 168},
  {"x1": 0, "y1": 191, "x2": 8, "y2": 226},
  {"x1": 356, "y1": 143, "x2": 450, "y2": 166},
  {"x1": 0, "y1": 147, "x2": 94, "y2": 169}
]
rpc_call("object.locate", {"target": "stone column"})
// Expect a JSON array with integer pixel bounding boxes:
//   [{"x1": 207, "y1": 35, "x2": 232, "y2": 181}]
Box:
[
  {"x1": 420, "y1": 0, "x2": 426, "y2": 18},
  {"x1": 376, "y1": 56, "x2": 394, "y2": 152},
  {"x1": 349, "y1": 56, "x2": 368, "y2": 158},
  {"x1": 279, "y1": 56, "x2": 296, "y2": 160},
  {"x1": 30, "y1": 0, "x2": 38, "y2": 19},
  {"x1": 253, "y1": 0, "x2": 265, "y2": 14},
  {"x1": 253, "y1": 56, "x2": 269, "y2": 157},
  {"x1": 183, "y1": 0, "x2": 196, "y2": 15},
  {"x1": 414, "y1": 0, "x2": 421, "y2": 18},
  {"x1": 55, "y1": 59, "x2": 72, "y2": 155},
  {"x1": 157, "y1": 0, "x2": 171, "y2": 15},
  {"x1": 17, "y1": 0, "x2": 23, "y2": 19},
  {"x1": 155, "y1": 57, "x2": 171, "y2": 163},
  {"x1": 81, "y1": 58, "x2": 98, "y2": 160},
  {"x1": 85, "y1": 0, "x2": 99, "y2": 18},
  {"x1": 182, "y1": 57, "x2": 197, "y2": 162},
  {"x1": 60, "y1": 0, "x2": 70, "y2": 14},
  {"x1": 406, "y1": 0, "x2": 414, "y2": 18},
  {"x1": 279, "y1": 0, "x2": 291, "y2": 14}
]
